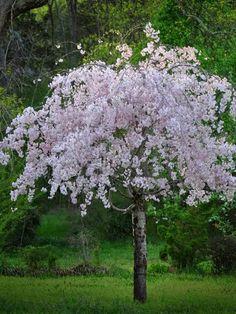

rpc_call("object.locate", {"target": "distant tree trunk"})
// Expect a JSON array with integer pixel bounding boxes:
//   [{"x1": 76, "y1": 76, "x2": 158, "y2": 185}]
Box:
[
  {"x1": 105, "y1": 0, "x2": 109, "y2": 31},
  {"x1": 0, "y1": 31, "x2": 6, "y2": 72},
  {"x1": 132, "y1": 201, "x2": 147, "y2": 303},
  {"x1": 67, "y1": 0, "x2": 78, "y2": 43},
  {"x1": 48, "y1": 0, "x2": 55, "y2": 46}
]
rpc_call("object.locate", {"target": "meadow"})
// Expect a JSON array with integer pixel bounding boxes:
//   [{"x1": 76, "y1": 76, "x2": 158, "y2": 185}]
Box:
[{"x1": 0, "y1": 241, "x2": 236, "y2": 314}]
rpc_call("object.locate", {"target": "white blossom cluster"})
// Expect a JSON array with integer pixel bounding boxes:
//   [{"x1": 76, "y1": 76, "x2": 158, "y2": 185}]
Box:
[
  {"x1": 115, "y1": 43, "x2": 133, "y2": 66},
  {"x1": 0, "y1": 23, "x2": 235, "y2": 213}
]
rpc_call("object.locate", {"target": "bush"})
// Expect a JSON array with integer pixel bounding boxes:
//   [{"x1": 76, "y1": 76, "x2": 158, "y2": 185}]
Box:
[
  {"x1": 196, "y1": 260, "x2": 214, "y2": 275},
  {"x1": 148, "y1": 261, "x2": 171, "y2": 274},
  {"x1": 210, "y1": 235, "x2": 236, "y2": 274},
  {"x1": 23, "y1": 245, "x2": 58, "y2": 271}
]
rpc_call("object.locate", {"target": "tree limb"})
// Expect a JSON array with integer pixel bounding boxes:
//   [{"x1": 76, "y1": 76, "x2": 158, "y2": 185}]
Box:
[
  {"x1": 109, "y1": 190, "x2": 135, "y2": 213},
  {"x1": 11, "y1": 0, "x2": 49, "y2": 16},
  {"x1": 0, "y1": 0, "x2": 48, "y2": 35}
]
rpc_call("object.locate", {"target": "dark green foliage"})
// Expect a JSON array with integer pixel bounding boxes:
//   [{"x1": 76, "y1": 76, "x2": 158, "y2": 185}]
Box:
[
  {"x1": 0, "y1": 87, "x2": 24, "y2": 134},
  {"x1": 0, "y1": 207, "x2": 40, "y2": 250},
  {"x1": 147, "y1": 198, "x2": 215, "y2": 269},
  {"x1": 0, "y1": 252, "x2": 8, "y2": 270},
  {"x1": 0, "y1": 264, "x2": 109, "y2": 277},
  {"x1": 159, "y1": 246, "x2": 169, "y2": 261},
  {"x1": 36, "y1": 211, "x2": 72, "y2": 246},
  {"x1": 0, "y1": 161, "x2": 41, "y2": 250},
  {"x1": 210, "y1": 235, "x2": 236, "y2": 274},
  {"x1": 81, "y1": 198, "x2": 132, "y2": 241},
  {"x1": 209, "y1": 199, "x2": 236, "y2": 237}
]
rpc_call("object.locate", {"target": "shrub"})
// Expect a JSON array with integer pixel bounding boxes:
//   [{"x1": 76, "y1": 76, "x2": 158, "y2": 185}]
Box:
[
  {"x1": 23, "y1": 245, "x2": 58, "y2": 271},
  {"x1": 148, "y1": 261, "x2": 171, "y2": 274},
  {"x1": 210, "y1": 235, "x2": 236, "y2": 274},
  {"x1": 196, "y1": 260, "x2": 214, "y2": 275}
]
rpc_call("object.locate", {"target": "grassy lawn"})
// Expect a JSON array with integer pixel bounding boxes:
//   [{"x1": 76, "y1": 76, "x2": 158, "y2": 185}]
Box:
[
  {"x1": 0, "y1": 274, "x2": 236, "y2": 313},
  {"x1": 0, "y1": 242, "x2": 236, "y2": 313}
]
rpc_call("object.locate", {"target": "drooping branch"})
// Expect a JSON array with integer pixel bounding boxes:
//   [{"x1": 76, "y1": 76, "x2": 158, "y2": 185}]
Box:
[{"x1": 109, "y1": 190, "x2": 135, "y2": 213}]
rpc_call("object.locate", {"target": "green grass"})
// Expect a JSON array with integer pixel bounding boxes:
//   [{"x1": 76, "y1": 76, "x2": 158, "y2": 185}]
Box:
[
  {"x1": 0, "y1": 274, "x2": 235, "y2": 313},
  {"x1": 1, "y1": 242, "x2": 236, "y2": 313}
]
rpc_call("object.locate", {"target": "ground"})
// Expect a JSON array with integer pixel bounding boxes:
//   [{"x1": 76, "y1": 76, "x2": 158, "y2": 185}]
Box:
[{"x1": 0, "y1": 242, "x2": 236, "y2": 313}]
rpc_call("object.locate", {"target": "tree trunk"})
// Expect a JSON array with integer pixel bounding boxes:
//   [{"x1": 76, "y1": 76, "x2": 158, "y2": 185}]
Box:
[
  {"x1": 132, "y1": 203, "x2": 147, "y2": 303},
  {"x1": 67, "y1": 0, "x2": 79, "y2": 43}
]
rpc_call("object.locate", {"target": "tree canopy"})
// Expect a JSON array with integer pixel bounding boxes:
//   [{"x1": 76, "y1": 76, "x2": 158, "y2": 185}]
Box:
[{"x1": 0, "y1": 23, "x2": 236, "y2": 302}]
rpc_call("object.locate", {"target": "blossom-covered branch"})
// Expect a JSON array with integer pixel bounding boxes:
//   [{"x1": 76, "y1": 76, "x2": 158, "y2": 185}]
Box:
[{"x1": 0, "y1": 23, "x2": 235, "y2": 214}]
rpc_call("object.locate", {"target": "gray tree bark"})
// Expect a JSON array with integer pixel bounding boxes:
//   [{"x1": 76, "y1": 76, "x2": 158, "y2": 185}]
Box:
[
  {"x1": 132, "y1": 202, "x2": 147, "y2": 303},
  {"x1": 0, "y1": 0, "x2": 48, "y2": 36}
]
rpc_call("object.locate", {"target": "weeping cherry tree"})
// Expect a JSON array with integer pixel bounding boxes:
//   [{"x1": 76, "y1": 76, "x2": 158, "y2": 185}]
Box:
[{"x1": 0, "y1": 23, "x2": 236, "y2": 302}]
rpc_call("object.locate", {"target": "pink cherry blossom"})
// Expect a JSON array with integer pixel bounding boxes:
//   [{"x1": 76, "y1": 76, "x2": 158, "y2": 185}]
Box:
[{"x1": 0, "y1": 23, "x2": 235, "y2": 214}]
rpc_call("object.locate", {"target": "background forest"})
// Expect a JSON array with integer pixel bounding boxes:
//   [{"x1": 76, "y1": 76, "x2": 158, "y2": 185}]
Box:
[{"x1": 0, "y1": 1, "x2": 236, "y2": 312}]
